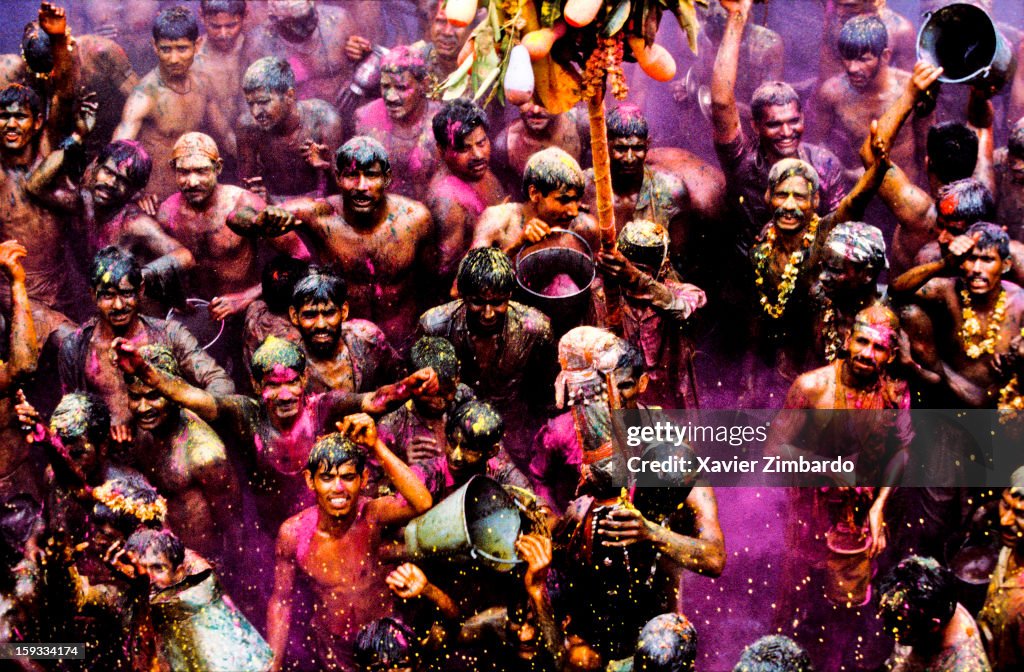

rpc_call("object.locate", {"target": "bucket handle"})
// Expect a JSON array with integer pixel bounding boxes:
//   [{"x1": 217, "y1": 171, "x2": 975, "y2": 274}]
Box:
[
  {"x1": 515, "y1": 227, "x2": 595, "y2": 267},
  {"x1": 166, "y1": 298, "x2": 227, "y2": 351},
  {"x1": 470, "y1": 547, "x2": 523, "y2": 566}
]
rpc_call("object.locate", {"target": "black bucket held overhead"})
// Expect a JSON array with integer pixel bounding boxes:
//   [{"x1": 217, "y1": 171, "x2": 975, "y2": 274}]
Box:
[
  {"x1": 515, "y1": 228, "x2": 596, "y2": 322},
  {"x1": 916, "y1": 2, "x2": 1016, "y2": 92}
]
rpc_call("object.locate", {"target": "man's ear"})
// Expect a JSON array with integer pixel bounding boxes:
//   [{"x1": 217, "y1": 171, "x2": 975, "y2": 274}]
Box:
[
  {"x1": 289, "y1": 305, "x2": 299, "y2": 326},
  {"x1": 812, "y1": 192, "x2": 820, "y2": 212},
  {"x1": 1002, "y1": 257, "x2": 1012, "y2": 276},
  {"x1": 304, "y1": 469, "x2": 315, "y2": 491},
  {"x1": 286, "y1": 87, "x2": 297, "y2": 105},
  {"x1": 214, "y1": 158, "x2": 224, "y2": 177},
  {"x1": 637, "y1": 373, "x2": 649, "y2": 395},
  {"x1": 880, "y1": 47, "x2": 892, "y2": 67},
  {"x1": 527, "y1": 184, "x2": 540, "y2": 204},
  {"x1": 341, "y1": 301, "x2": 350, "y2": 321}
]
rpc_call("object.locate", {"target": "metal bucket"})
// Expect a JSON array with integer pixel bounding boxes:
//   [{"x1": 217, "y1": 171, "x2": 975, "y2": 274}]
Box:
[
  {"x1": 824, "y1": 527, "x2": 872, "y2": 606},
  {"x1": 515, "y1": 228, "x2": 595, "y2": 321},
  {"x1": 917, "y1": 3, "x2": 1017, "y2": 92},
  {"x1": 404, "y1": 475, "x2": 522, "y2": 572},
  {"x1": 948, "y1": 541, "x2": 1000, "y2": 615}
]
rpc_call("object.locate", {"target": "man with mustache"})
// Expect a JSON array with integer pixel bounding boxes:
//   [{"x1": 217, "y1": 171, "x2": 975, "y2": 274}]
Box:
[
  {"x1": 892, "y1": 222, "x2": 1024, "y2": 408},
  {"x1": 354, "y1": 46, "x2": 440, "y2": 202},
  {"x1": 237, "y1": 56, "x2": 344, "y2": 202},
  {"x1": 819, "y1": 0, "x2": 916, "y2": 81},
  {"x1": 193, "y1": 0, "x2": 251, "y2": 160},
  {"x1": 495, "y1": 99, "x2": 587, "y2": 190},
  {"x1": 234, "y1": 136, "x2": 433, "y2": 352}
]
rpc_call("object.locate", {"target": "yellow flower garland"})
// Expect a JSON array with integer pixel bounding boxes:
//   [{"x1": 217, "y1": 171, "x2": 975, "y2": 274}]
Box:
[
  {"x1": 753, "y1": 216, "x2": 820, "y2": 319},
  {"x1": 960, "y1": 289, "x2": 1007, "y2": 359}
]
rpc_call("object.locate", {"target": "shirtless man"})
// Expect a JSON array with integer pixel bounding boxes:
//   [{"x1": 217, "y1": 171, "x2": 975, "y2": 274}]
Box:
[
  {"x1": 494, "y1": 100, "x2": 586, "y2": 189},
  {"x1": 69, "y1": 0, "x2": 162, "y2": 74},
  {"x1": 193, "y1": 0, "x2": 251, "y2": 147},
  {"x1": 267, "y1": 415, "x2": 432, "y2": 671},
  {"x1": 113, "y1": 6, "x2": 237, "y2": 201},
  {"x1": 810, "y1": 15, "x2": 926, "y2": 184},
  {"x1": 994, "y1": 125, "x2": 1024, "y2": 240},
  {"x1": 428, "y1": 99, "x2": 508, "y2": 281},
  {"x1": 158, "y1": 132, "x2": 309, "y2": 321},
  {"x1": 892, "y1": 223, "x2": 1024, "y2": 408},
  {"x1": 472, "y1": 147, "x2": 599, "y2": 258},
  {"x1": 424, "y1": 0, "x2": 475, "y2": 81},
  {"x1": 820, "y1": 0, "x2": 916, "y2": 80},
  {"x1": 237, "y1": 56, "x2": 344, "y2": 202},
  {"x1": 235, "y1": 136, "x2": 433, "y2": 352},
  {"x1": 353, "y1": 46, "x2": 440, "y2": 202}
]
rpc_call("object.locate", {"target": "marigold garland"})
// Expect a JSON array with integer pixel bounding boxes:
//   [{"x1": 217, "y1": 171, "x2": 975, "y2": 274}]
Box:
[
  {"x1": 960, "y1": 288, "x2": 1007, "y2": 359},
  {"x1": 752, "y1": 216, "x2": 820, "y2": 319}
]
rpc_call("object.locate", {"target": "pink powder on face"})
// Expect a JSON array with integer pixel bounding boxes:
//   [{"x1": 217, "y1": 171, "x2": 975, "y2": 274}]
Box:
[
  {"x1": 446, "y1": 120, "x2": 463, "y2": 148},
  {"x1": 263, "y1": 364, "x2": 301, "y2": 386}
]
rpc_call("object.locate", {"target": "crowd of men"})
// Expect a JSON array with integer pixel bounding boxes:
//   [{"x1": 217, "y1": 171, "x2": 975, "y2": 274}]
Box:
[{"x1": 2, "y1": 0, "x2": 1024, "y2": 670}]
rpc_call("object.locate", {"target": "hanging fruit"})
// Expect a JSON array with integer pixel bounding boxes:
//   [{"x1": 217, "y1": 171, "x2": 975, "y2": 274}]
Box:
[
  {"x1": 627, "y1": 36, "x2": 677, "y2": 82},
  {"x1": 564, "y1": 0, "x2": 602, "y2": 28},
  {"x1": 503, "y1": 44, "x2": 535, "y2": 104},
  {"x1": 445, "y1": 0, "x2": 479, "y2": 28},
  {"x1": 521, "y1": 23, "x2": 566, "y2": 61}
]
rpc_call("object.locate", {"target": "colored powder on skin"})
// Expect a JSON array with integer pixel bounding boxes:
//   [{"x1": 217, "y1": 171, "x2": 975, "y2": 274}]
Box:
[
  {"x1": 541, "y1": 272, "x2": 581, "y2": 297},
  {"x1": 253, "y1": 336, "x2": 305, "y2": 382},
  {"x1": 50, "y1": 394, "x2": 93, "y2": 440}
]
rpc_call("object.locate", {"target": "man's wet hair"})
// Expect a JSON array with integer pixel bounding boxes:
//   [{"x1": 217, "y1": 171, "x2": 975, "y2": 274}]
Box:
[
  {"x1": 381, "y1": 45, "x2": 430, "y2": 82},
  {"x1": 633, "y1": 613, "x2": 698, "y2": 672},
  {"x1": 750, "y1": 82, "x2": 801, "y2": 125},
  {"x1": 21, "y1": 22, "x2": 53, "y2": 74},
  {"x1": 733, "y1": 635, "x2": 814, "y2": 672},
  {"x1": 522, "y1": 146, "x2": 585, "y2": 197},
  {"x1": 335, "y1": 136, "x2": 391, "y2": 176},
  {"x1": 51, "y1": 392, "x2": 111, "y2": 447},
  {"x1": 242, "y1": 56, "x2": 295, "y2": 95},
  {"x1": 200, "y1": 0, "x2": 247, "y2": 16},
  {"x1": 410, "y1": 336, "x2": 460, "y2": 385},
  {"x1": 878, "y1": 556, "x2": 958, "y2": 642},
  {"x1": 123, "y1": 344, "x2": 181, "y2": 388},
  {"x1": 926, "y1": 122, "x2": 978, "y2": 184},
  {"x1": 91, "y1": 474, "x2": 166, "y2": 536},
  {"x1": 936, "y1": 178, "x2": 994, "y2": 225},
  {"x1": 607, "y1": 104, "x2": 649, "y2": 142},
  {"x1": 1009, "y1": 125, "x2": 1024, "y2": 159},
  {"x1": 127, "y1": 528, "x2": 186, "y2": 569},
  {"x1": 455, "y1": 247, "x2": 515, "y2": 298},
  {"x1": 838, "y1": 15, "x2": 888, "y2": 59},
  {"x1": 432, "y1": 98, "x2": 489, "y2": 152},
  {"x1": 262, "y1": 255, "x2": 310, "y2": 313},
  {"x1": 290, "y1": 267, "x2": 347, "y2": 311},
  {"x1": 966, "y1": 221, "x2": 1010, "y2": 260},
  {"x1": 306, "y1": 432, "x2": 367, "y2": 475},
  {"x1": 96, "y1": 141, "x2": 153, "y2": 196},
  {"x1": 250, "y1": 336, "x2": 307, "y2": 385},
  {"x1": 354, "y1": 617, "x2": 415, "y2": 670},
  {"x1": 616, "y1": 340, "x2": 645, "y2": 379},
  {"x1": 153, "y1": 5, "x2": 200, "y2": 42},
  {"x1": 90, "y1": 246, "x2": 143, "y2": 292},
  {"x1": 447, "y1": 399, "x2": 504, "y2": 452},
  {"x1": 0, "y1": 84, "x2": 42, "y2": 119}
]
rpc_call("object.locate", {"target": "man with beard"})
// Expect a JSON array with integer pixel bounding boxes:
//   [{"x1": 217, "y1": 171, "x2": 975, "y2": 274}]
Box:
[
  {"x1": 472, "y1": 147, "x2": 599, "y2": 257},
  {"x1": 354, "y1": 46, "x2": 440, "y2": 202},
  {"x1": 978, "y1": 466, "x2": 1024, "y2": 671},
  {"x1": 710, "y1": 0, "x2": 848, "y2": 254},
  {"x1": 428, "y1": 99, "x2": 508, "y2": 284},
  {"x1": 423, "y1": 0, "x2": 475, "y2": 81},
  {"x1": 237, "y1": 56, "x2": 344, "y2": 202},
  {"x1": 494, "y1": 99, "x2": 587, "y2": 189},
  {"x1": 159, "y1": 132, "x2": 309, "y2": 323},
  {"x1": 244, "y1": 0, "x2": 357, "y2": 104},
  {"x1": 810, "y1": 16, "x2": 927, "y2": 184},
  {"x1": 113, "y1": 6, "x2": 237, "y2": 200},
  {"x1": 994, "y1": 125, "x2": 1024, "y2": 241},
  {"x1": 59, "y1": 247, "x2": 234, "y2": 440},
  {"x1": 288, "y1": 268, "x2": 403, "y2": 394},
  {"x1": 893, "y1": 223, "x2": 1024, "y2": 408},
  {"x1": 819, "y1": 0, "x2": 916, "y2": 80},
  {"x1": 234, "y1": 136, "x2": 433, "y2": 351}
]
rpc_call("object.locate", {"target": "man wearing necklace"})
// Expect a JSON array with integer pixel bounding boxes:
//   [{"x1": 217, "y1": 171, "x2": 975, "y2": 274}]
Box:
[{"x1": 892, "y1": 222, "x2": 1024, "y2": 408}]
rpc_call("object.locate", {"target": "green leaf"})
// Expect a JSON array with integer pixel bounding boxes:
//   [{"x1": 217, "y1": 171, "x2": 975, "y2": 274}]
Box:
[
  {"x1": 671, "y1": 0, "x2": 700, "y2": 54},
  {"x1": 540, "y1": 0, "x2": 562, "y2": 27},
  {"x1": 603, "y1": 0, "x2": 631, "y2": 36}
]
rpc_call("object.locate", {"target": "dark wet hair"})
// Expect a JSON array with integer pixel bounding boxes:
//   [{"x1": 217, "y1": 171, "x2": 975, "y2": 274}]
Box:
[
  {"x1": 355, "y1": 617, "x2": 415, "y2": 670},
  {"x1": 522, "y1": 146, "x2": 585, "y2": 197},
  {"x1": 96, "y1": 140, "x2": 152, "y2": 196},
  {"x1": 153, "y1": 5, "x2": 200, "y2": 42},
  {"x1": 291, "y1": 267, "x2": 347, "y2": 310},
  {"x1": 733, "y1": 635, "x2": 814, "y2": 672},
  {"x1": 262, "y1": 255, "x2": 310, "y2": 313},
  {"x1": 455, "y1": 247, "x2": 515, "y2": 297},
  {"x1": 1009, "y1": 125, "x2": 1024, "y2": 159},
  {"x1": 90, "y1": 246, "x2": 143, "y2": 292},
  {"x1": 21, "y1": 22, "x2": 53, "y2": 74},
  {"x1": 123, "y1": 344, "x2": 181, "y2": 387},
  {"x1": 633, "y1": 613, "x2": 698, "y2": 672},
  {"x1": 446, "y1": 400, "x2": 504, "y2": 452},
  {"x1": 926, "y1": 122, "x2": 978, "y2": 184},
  {"x1": 51, "y1": 392, "x2": 111, "y2": 447},
  {"x1": 410, "y1": 336, "x2": 460, "y2": 385},
  {"x1": 936, "y1": 178, "x2": 994, "y2": 224},
  {"x1": 966, "y1": 221, "x2": 1010, "y2": 259},
  {"x1": 750, "y1": 82, "x2": 801, "y2": 124},
  {"x1": 200, "y1": 0, "x2": 247, "y2": 16},
  {"x1": 250, "y1": 335, "x2": 307, "y2": 385},
  {"x1": 91, "y1": 474, "x2": 166, "y2": 537},
  {"x1": 381, "y1": 45, "x2": 430, "y2": 82},
  {"x1": 242, "y1": 56, "x2": 295, "y2": 95},
  {"x1": 878, "y1": 556, "x2": 957, "y2": 641},
  {"x1": 306, "y1": 432, "x2": 367, "y2": 475},
  {"x1": 0, "y1": 84, "x2": 42, "y2": 119},
  {"x1": 838, "y1": 15, "x2": 888, "y2": 59},
  {"x1": 336, "y1": 136, "x2": 391, "y2": 176},
  {"x1": 432, "y1": 98, "x2": 488, "y2": 151},
  {"x1": 127, "y1": 528, "x2": 186, "y2": 568},
  {"x1": 616, "y1": 340, "x2": 645, "y2": 379},
  {"x1": 607, "y1": 104, "x2": 649, "y2": 141}
]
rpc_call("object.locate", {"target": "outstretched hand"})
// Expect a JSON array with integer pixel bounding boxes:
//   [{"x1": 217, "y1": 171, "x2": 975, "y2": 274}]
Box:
[
  {"x1": 301, "y1": 140, "x2": 332, "y2": 171},
  {"x1": 255, "y1": 206, "x2": 297, "y2": 237},
  {"x1": 337, "y1": 413, "x2": 378, "y2": 449},
  {"x1": 74, "y1": 92, "x2": 99, "y2": 140},
  {"x1": 110, "y1": 337, "x2": 144, "y2": 375},
  {"x1": 0, "y1": 240, "x2": 27, "y2": 283},
  {"x1": 386, "y1": 562, "x2": 429, "y2": 599},
  {"x1": 867, "y1": 119, "x2": 890, "y2": 166},
  {"x1": 516, "y1": 533, "x2": 552, "y2": 596},
  {"x1": 909, "y1": 60, "x2": 943, "y2": 96},
  {"x1": 39, "y1": 2, "x2": 67, "y2": 36}
]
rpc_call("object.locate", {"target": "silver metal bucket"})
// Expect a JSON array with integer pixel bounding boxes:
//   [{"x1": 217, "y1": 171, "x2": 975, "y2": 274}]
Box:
[
  {"x1": 917, "y1": 3, "x2": 1017, "y2": 92},
  {"x1": 515, "y1": 228, "x2": 595, "y2": 321}
]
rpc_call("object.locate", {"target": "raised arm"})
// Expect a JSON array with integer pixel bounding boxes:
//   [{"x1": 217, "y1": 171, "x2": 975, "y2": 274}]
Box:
[
  {"x1": 25, "y1": 92, "x2": 98, "y2": 213},
  {"x1": 831, "y1": 120, "x2": 891, "y2": 225},
  {"x1": 967, "y1": 87, "x2": 996, "y2": 195},
  {"x1": 891, "y1": 233, "x2": 978, "y2": 300},
  {"x1": 267, "y1": 524, "x2": 298, "y2": 672},
  {"x1": 709, "y1": 0, "x2": 752, "y2": 146},
  {"x1": 112, "y1": 338, "x2": 221, "y2": 422},
  {"x1": 0, "y1": 242, "x2": 39, "y2": 391},
  {"x1": 112, "y1": 84, "x2": 152, "y2": 141}
]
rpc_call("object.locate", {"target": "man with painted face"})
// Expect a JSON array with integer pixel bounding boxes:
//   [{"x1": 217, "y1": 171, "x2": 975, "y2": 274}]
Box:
[
  {"x1": 423, "y1": 0, "x2": 475, "y2": 81},
  {"x1": 418, "y1": 248, "x2": 556, "y2": 470},
  {"x1": 710, "y1": 0, "x2": 848, "y2": 256},
  {"x1": 267, "y1": 416, "x2": 432, "y2": 672},
  {"x1": 193, "y1": 0, "x2": 251, "y2": 154},
  {"x1": 354, "y1": 46, "x2": 440, "y2": 202},
  {"x1": 472, "y1": 146, "x2": 599, "y2": 258},
  {"x1": 820, "y1": 0, "x2": 916, "y2": 80},
  {"x1": 113, "y1": 6, "x2": 237, "y2": 200},
  {"x1": 233, "y1": 136, "x2": 433, "y2": 351},
  {"x1": 977, "y1": 466, "x2": 1024, "y2": 671},
  {"x1": 59, "y1": 247, "x2": 234, "y2": 441},
  {"x1": 879, "y1": 556, "x2": 990, "y2": 671},
  {"x1": 429, "y1": 99, "x2": 508, "y2": 283},
  {"x1": 494, "y1": 98, "x2": 587, "y2": 189},
  {"x1": 893, "y1": 223, "x2": 1024, "y2": 407},
  {"x1": 237, "y1": 56, "x2": 344, "y2": 202},
  {"x1": 159, "y1": 132, "x2": 310, "y2": 323},
  {"x1": 810, "y1": 15, "x2": 928, "y2": 185}
]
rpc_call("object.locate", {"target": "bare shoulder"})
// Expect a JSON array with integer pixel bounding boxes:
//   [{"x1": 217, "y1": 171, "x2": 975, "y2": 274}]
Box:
[
  {"x1": 301, "y1": 98, "x2": 343, "y2": 128},
  {"x1": 793, "y1": 365, "x2": 835, "y2": 403},
  {"x1": 479, "y1": 202, "x2": 518, "y2": 227},
  {"x1": 389, "y1": 194, "x2": 432, "y2": 231},
  {"x1": 817, "y1": 75, "x2": 844, "y2": 103},
  {"x1": 277, "y1": 507, "x2": 316, "y2": 556},
  {"x1": 225, "y1": 184, "x2": 266, "y2": 211}
]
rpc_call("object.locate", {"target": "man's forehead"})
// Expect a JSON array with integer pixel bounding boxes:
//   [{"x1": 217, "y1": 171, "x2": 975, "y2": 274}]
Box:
[
  {"x1": 270, "y1": 0, "x2": 314, "y2": 17},
  {"x1": 174, "y1": 155, "x2": 217, "y2": 171},
  {"x1": 154, "y1": 37, "x2": 195, "y2": 48},
  {"x1": 762, "y1": 102, "x2": 801, "y2": 121},
  {"x1": 316, "y1": 461, "x2": 359, "y2": 476},
  {"x1": 773, "y1": 175, "x2": 811, "y2": 193},
  {"x1": 0, "y1": 102, "x2": 30, "y2": 115},
  {"x1": 299, "y1": 299, "x2": 339, "y2": 312}
]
